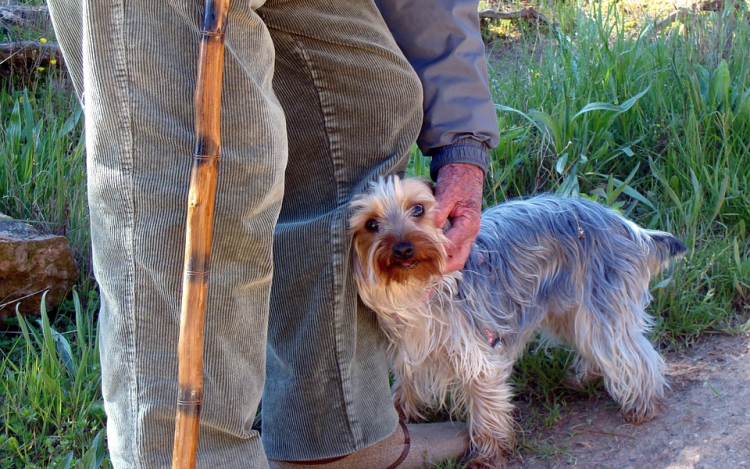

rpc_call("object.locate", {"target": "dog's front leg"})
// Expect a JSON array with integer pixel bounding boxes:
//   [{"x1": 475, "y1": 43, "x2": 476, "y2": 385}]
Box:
[
  {"x1": 391, "y1": 360, "x2": 428, "y2": 422},
  {"x1": 452, "y1": 344, "x2": 516, "y2": 467}
]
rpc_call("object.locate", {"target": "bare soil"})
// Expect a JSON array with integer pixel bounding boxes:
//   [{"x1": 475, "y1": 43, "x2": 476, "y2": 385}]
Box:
[{"x1": 509, "y1": 333, "x2": 750, "y2": 468}]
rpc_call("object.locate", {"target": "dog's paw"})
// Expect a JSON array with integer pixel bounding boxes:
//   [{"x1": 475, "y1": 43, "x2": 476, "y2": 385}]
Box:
[{"x1": 622, "y1": 405, "x2": 661, "y2": 425}]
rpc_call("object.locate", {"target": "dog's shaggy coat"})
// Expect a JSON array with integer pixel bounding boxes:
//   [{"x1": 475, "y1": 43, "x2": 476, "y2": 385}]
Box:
[{"x1": 349, "y1": 176, "x2": 685, "y2": 465}]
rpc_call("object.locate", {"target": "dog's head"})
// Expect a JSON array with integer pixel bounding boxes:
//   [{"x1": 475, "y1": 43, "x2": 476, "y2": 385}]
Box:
[{"x1": 349, "y1": 176, "x2": 448, "y2": 307}]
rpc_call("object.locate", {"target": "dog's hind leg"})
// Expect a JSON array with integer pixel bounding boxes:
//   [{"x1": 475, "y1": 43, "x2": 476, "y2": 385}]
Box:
[{"x1": 572, "y1": 306, "x2": 667, "y2": 424}]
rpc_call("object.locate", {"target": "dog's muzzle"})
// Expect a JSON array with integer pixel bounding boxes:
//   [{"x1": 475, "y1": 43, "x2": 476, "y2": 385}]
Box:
[{"x1": 392, "y1": 241, "x2": 419, "y2": 269}]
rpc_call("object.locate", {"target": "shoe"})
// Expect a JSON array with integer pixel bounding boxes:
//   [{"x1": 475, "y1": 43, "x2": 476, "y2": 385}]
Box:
[{"x1": 268, "y1": 421, "x2": 469, "y2": 469}]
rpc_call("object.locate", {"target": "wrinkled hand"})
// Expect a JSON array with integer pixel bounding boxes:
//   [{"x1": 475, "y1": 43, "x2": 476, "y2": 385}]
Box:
[{"x1": 433, "y1": 163, "x2": 484, "y2": 273}]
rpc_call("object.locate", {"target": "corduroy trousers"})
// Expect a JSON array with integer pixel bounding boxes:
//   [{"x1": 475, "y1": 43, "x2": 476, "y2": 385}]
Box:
[{"x1": 47, "y1": 1, "x2": 423, "y2": 467}]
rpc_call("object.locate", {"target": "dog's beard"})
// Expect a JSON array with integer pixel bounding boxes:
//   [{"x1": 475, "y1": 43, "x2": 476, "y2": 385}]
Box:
[
  {"x1": 374, "y1": 232, "x2": 445, "y2": 285},
  {"x1": 353, "y1": 236, "x2": 467, "y2": 366},
  {"x1": 352, "y1": 233, "x2": 446, "y2": 313}
]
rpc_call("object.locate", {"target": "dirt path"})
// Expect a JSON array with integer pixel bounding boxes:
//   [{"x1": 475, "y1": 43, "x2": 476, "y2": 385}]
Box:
[{"x1": 509, "y1": 333, "x2": 750, "y2": 468}]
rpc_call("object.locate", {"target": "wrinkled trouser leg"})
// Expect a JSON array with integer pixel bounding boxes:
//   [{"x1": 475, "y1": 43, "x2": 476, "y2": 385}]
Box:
[
  {"x1": 48, "y1": 1, "x2": 286, "y2": 467},
  {"x1": 48, "y1": 0, "x2": 423, "y2": 466},
  {"x1": 258, "y1": 0, "x2": 423, "y2": 461}
]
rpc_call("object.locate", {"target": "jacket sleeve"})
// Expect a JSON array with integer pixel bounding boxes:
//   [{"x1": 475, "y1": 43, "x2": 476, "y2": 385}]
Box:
[{"x1": 375, "y1": 0, "x2": 499, "y2": 180}]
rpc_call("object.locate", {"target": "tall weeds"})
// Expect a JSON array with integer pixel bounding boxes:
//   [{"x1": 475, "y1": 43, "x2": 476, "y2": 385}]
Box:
[{"x1": 0, "y1": 293, "x2": 107, "y2": 468}]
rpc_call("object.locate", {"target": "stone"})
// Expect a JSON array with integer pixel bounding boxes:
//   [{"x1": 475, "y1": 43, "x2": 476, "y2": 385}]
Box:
[{"x1": 0, "y1": 215, "x2": 79, "y2": 319}]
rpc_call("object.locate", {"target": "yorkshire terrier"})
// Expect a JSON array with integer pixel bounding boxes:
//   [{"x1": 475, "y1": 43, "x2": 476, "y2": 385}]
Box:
[{"x1": 349, "y1": 175, "x2": 685, "y2": 467}]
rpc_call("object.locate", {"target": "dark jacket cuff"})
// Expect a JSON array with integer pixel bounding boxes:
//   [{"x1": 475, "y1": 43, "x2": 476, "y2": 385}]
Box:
[{"x1": 428, "y1": 138, "x2": 489, "y2": 181}]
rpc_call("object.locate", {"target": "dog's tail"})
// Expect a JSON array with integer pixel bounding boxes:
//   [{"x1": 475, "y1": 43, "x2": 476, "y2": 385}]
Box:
[{"x1": 645, "y1": 230, "x2": 687, "y2": 273}]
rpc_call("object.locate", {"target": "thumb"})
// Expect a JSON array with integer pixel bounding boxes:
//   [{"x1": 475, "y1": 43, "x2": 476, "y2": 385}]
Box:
[{"x1": 432, "y1": 199, "x2": 454, "y2": 229}]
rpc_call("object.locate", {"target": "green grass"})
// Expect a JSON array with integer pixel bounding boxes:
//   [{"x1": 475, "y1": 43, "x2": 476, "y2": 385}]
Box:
[
  {"x1": 0, "y1": 14, "x2": 99, "y2": 468},
  {"x1": 1, "y1": 1, "x2": 749, "y2": 468},
  {"x1": 0, "y1": 293, "x2": 107, "y2": 469}
]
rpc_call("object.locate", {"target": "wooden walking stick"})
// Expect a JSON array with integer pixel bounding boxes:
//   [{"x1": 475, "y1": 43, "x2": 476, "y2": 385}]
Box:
[{"x1": 172, "y1": 1, "x2": 231, "y2": 467}]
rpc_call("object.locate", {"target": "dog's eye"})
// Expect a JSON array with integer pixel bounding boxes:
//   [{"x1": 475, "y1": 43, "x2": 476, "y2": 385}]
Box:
[
  {"x1": 365, "y1": 219, "x2": 379, "y2": 232},
  {"x1": 411, "y1": 204, "x2": 424, "y2": 218}
]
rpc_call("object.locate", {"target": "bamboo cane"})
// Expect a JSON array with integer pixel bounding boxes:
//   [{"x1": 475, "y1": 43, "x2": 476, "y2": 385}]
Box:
[{"x1": 172, "y1": 1, "x2": 231, "y2": 467}]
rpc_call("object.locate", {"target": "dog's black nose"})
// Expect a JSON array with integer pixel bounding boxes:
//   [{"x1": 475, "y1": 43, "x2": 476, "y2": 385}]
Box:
[{"x1": 392, "y1": 241, "x2": 415, "y2": 261}]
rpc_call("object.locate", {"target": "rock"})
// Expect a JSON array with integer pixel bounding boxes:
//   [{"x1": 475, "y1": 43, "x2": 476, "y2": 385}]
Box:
[{"x1": 0, "y1": 215, "x2": 79, "y2": 319}]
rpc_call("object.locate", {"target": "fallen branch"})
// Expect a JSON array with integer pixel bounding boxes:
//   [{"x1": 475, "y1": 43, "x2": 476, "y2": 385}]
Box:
[
  {"x1": 479, "y1": 7, "x2": 547, "y2": 21},
  {"x1": 479, "y1": 7, "x2": 549, "y2": 22},
  {"x1": 0, "y1": 4, "x2": 51, "y2": 26},
  {"x1": 0, "y1": 40, "x2": 63, "y2": 70},
  {"x1": 654, "y1": 0, "x2": 727, "y2": 32},
  {"x1": 478, "y1": 6, "x2": 561, "y2": 44},
  {"x1": 0, "y1": 3, "x2": 62, "y2": 72}
]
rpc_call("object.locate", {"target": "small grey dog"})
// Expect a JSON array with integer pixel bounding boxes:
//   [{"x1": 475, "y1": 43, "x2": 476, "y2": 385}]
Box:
[{"x1": 349, "y1": 176, "x2": 685, "y2": 467}]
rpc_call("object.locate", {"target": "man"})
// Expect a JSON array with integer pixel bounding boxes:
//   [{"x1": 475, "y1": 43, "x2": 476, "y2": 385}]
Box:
[{"x1": 47, "y1": 0, "x2": 498, "y2": 467}]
